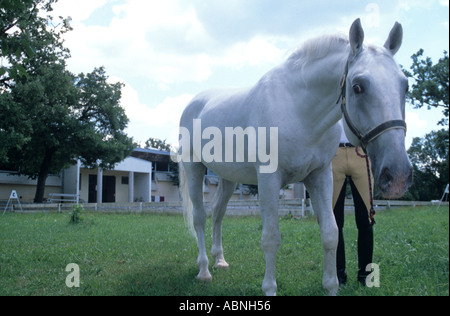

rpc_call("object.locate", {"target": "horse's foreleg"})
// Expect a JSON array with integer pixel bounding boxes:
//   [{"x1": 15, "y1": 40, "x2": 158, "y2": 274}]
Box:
[
  {"x1": 211, "y1": 179, "x2": 236, "y2": 269},
  {"x1": 305, "y1": 166, "x2": 339, "y2": 296},
  {"x1": 258, "y1": 174, "x2": 281, "y2": 296}
]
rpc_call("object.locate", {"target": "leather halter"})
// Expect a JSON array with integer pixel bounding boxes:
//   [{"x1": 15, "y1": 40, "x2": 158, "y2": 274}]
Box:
[{"x1": 337, "y1": 62, "x2": 407, "y2": 153}]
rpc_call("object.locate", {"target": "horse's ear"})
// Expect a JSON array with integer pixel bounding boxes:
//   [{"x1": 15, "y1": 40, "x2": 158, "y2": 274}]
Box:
[
  {"x1": 384, "y1": 22, "x2": 403, "y2": 56},
  {"x1": 349, "y1": 18, "x2": 364, "y2": 56}
]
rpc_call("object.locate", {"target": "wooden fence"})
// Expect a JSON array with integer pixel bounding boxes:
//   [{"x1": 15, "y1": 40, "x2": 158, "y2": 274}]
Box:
[{"x1": 2, "y1": 199, "x2": 448, "y2": 217}]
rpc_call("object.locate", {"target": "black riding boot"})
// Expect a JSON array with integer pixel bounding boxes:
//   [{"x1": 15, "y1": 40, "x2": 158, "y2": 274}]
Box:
[
  {"x1": 357, "y1": 224, "x2": 374, "y2": 285},
  {"x1": 336, "y1": 228, "x2": 347, "y2": 286}
]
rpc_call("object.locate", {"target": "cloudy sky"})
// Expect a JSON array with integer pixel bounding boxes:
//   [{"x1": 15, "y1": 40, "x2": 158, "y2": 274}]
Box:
[{"x1": 50, "y1": 0, "x2": 449, "y2": 148}]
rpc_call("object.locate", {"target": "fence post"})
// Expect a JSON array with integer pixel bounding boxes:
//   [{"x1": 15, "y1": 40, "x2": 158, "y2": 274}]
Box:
[{"x1": 301, "y1": 199, "x2": 305, "y2": 218}]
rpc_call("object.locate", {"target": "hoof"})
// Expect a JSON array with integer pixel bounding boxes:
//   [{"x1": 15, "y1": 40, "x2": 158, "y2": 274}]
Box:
[
  {"x1": 197, "y1": 271, "x2": 212, "y2": 282},
  {"x1": 323, "y1": 277, "x2": 339, "y2": 296},
  {"x1": 262, "y1": 281, "x2": 277, "y2": 296},
  {"x1": 214, "y1": 260, "x2": 229, "y2": 269}
]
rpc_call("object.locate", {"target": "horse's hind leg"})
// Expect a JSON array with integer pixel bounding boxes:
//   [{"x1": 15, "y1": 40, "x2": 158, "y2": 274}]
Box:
[
  {"x1": 185, "y1": 163, "x2": 211, "y2": 281},
  {"x1": 211, "y1": 178, "x2": 236, "y2": 269}
]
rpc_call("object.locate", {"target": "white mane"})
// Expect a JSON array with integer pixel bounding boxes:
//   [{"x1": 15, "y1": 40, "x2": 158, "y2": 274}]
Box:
[{"x1": 287, "y1": 34, "x2": 349, "y2": 68}]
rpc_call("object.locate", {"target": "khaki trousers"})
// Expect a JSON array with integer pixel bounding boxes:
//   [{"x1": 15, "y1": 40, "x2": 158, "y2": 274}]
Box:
[{"x1": 332, "y1": 147, "x2": 374, "y2": 215}]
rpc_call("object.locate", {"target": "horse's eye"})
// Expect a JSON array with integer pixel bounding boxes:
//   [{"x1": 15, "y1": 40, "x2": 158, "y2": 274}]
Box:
[{"x1": 353, "y1": 84, "x2": 364, "y2": 94}]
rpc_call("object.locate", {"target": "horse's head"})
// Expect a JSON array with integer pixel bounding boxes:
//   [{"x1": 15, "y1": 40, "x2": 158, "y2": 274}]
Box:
[{"x1": 341, "y1": 19, "x2": 413, "y2": 199}]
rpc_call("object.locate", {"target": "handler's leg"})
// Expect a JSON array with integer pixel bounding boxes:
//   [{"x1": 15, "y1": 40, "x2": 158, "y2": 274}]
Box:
[
  {"x1": 349, "y1": 179, "x2": 374, "y2": 285},
  {"x1": 332, "y1": 148, "x2": 349, "y2": 286},
  {"x1": 333, "y1": 179, "x2": 348, "y2": 285},
  {"x1": 347, "y1": 150, "x2": 374, "y2": 285}
]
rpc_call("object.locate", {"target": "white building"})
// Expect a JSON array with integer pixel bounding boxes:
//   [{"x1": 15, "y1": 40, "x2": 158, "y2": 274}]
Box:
[
  {"x1": 1, "y1": 148, "x2": 305, "y2": 204},
  {"x1": 62, "y1": 156, "x2": 152, "y2": 203}
]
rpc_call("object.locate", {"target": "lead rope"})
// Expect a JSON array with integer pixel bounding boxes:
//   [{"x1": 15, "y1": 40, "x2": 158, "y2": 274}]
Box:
[{"x1": 355, "y1": 146, "x2": 376, "y2": 225}]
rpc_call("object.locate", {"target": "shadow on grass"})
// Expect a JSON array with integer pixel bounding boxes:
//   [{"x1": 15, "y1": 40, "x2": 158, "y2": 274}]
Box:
[
  {"x1": 115, "y1": 259, "x2": 331, "y2": 296},
  {"x1": 116, "y1": 261, "x2": 263, "y2": 296}
]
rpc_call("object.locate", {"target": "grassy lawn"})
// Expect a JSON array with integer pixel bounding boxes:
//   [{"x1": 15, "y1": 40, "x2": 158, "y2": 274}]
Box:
[{"x1": 0, "y1": 206, "x2": 448, "y2": 296}]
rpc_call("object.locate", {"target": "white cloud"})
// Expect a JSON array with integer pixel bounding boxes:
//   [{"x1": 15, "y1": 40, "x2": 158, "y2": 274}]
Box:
[
  {"x1": 406, "y1": 111, "x2": 428, "y2": 130},
  {"x1": 55, "y1": 0, "x2": 295, "y2": 88},
  {"x1": 405, "y1": 109, "x2": 439, "y2": 148},
  {"x1": 221, "y1": 37, "x2": 285, "y2": 68},
  {"x1": 54, "y1": 0, "x2": 213, "y2": 84},
  {"x1": 51, "y1": 0, "x2": 107, "y2": 21},
  {"x1": 51, "y1": 0, "x2": 298, "y2": 144},
  {"x1": 118, "y1": 80, "x2": 193, "y2": 145},
  {"x1": 398, "y1": 0, "x2": 435, "y2": 11}
]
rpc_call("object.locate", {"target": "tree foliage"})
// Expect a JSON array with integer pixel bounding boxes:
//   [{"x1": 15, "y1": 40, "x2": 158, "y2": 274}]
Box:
[
  {"x1": 1, "y1": 0, "x2": 65, "y2": 162},
  {"x1": 404, "y1": 50, "x2": 449, "y2": 200},
  {"x1": 144, "y1": 137, "x2": 172, "y2": 152},
  {"x1": 0, "y1": 0, "x2": 69, "y2": 85},
  {"x1": 404, "y1": 49, "x2": 449, "y2": 126},
  {"x1": 406, "y1": 129, "x2": 449, "y2": 201}
]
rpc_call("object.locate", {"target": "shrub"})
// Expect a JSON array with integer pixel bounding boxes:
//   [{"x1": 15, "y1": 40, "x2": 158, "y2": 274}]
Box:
[{"x1": 69, "y1": 204, "x2": 83, "y2": 224}]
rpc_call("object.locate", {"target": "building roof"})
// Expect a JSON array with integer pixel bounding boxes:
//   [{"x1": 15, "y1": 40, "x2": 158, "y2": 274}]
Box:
[
  {"x1": 113, "y1": 156, "x2": 152, "y2": 173},
  {"x1": 132, "y1": 148, "x2": 173, "y2": 164},
  {"x1": 133, "y1": 148, "x2": 171, "y2": 156}
]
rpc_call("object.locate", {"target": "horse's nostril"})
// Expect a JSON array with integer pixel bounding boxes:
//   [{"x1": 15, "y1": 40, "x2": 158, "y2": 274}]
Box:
[{"x1": 380, "y1": 167, "x2": 393, "y2": 186}]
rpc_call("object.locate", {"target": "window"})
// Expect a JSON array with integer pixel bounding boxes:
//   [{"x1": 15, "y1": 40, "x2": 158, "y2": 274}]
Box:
[{"x1": 121, "y1": 176, "x2": 129, "y2": 185}]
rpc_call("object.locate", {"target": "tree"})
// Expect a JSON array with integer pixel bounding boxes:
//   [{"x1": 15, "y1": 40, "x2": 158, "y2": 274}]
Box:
[
  {"x1": 0, "y1": 90, "x2": 31, "y2": 164},
  {"x1": 74, "y1": 67, "x2": 134, "y2": 170},
  {"x1": 404, "y1": 50, "x2": 449, "y2": 200},
  {"x1": 407, "y1": 130, "x2": 449, "y2": 201},
  {"x1": 0, "y1": 0, "x2": 71, "y2": 85},
  {"x1": 404, "y1": 49, "x2": 449, "y2": 126},
  {"x1": 144, "y1": 137, "x2": 172, "y2": 152},
  {"x1": 6, "y1": 64, "x2": 135, "y2": 202},
  {"x1": 0, "y1": 0, "x2": 67, "y2": 163},
  {"x1": 1, "y1": 0, "x2": 44, "y2": 84},
  {"x1": 6, "y1": 61, "x2": 77, "y2": 202}
]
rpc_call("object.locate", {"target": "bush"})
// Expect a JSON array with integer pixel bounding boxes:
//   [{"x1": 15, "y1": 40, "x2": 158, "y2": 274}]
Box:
[{"x1": 69, "y1": 204, "x2": 83, "y2": 224}]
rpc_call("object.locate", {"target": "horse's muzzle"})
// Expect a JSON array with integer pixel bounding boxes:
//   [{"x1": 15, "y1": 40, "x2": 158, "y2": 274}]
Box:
[{"x1": 377, "y1": 165, "x2": 413, "y2": 199}]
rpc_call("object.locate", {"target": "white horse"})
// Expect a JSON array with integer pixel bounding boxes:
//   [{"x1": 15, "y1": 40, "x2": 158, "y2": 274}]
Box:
[{"x1": 178, "y1": 19, "x2": 412, "y2": 296}]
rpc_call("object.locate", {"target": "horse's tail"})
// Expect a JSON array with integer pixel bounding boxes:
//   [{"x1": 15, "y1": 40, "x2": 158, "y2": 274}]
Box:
[{"x1": 179, "y1": 162, "x2": 196, "y2": 239}]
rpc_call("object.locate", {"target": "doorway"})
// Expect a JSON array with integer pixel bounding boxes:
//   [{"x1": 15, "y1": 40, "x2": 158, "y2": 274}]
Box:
[
  {"x1": 88, "y1": 174, "x2": 97, "y2": 203},
  {"x1": 88, "y1": 174, "x2": 116, "y2": 203},
  {"x1": 102, "y1": 176, "x2": 116, "y2": 203}
]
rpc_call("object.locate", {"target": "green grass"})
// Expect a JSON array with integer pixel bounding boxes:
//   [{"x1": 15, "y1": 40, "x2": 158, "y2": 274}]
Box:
[{"x1": 0, "y1": 206, "x2": 448, "y2": 296}]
